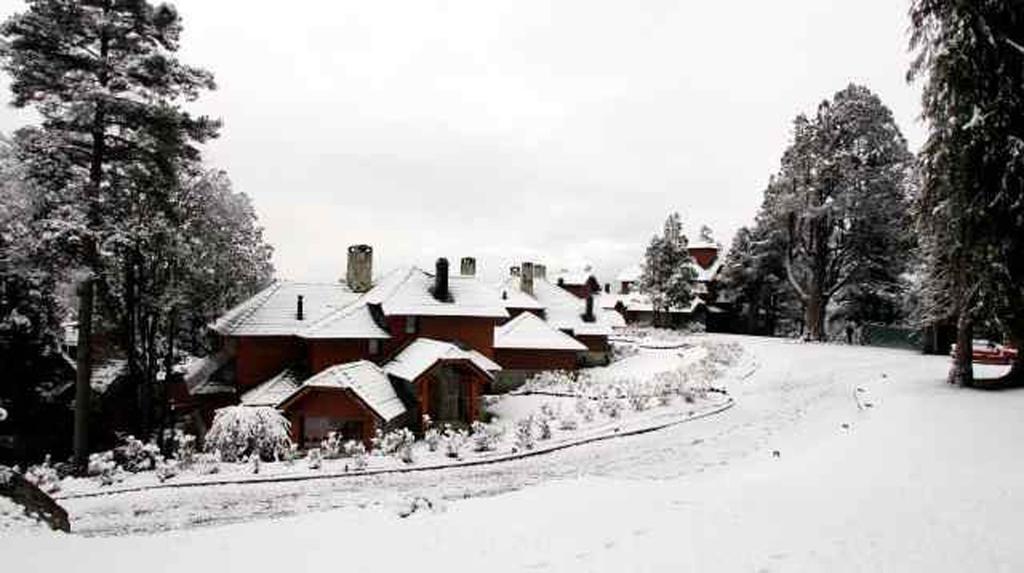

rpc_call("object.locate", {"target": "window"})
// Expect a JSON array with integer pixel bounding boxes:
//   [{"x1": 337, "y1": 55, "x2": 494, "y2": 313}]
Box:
[
  {"x1": 368, "y1": 339, "x2": 381, "y2": 356},
  {"x1": 405, "y1": 316, "x2": 418, "y2": 335}
]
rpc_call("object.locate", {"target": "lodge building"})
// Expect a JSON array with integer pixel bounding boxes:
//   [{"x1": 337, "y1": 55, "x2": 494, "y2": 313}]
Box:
[{"x1": 176, "y1": 246, "x2": 619, "y2": 447}]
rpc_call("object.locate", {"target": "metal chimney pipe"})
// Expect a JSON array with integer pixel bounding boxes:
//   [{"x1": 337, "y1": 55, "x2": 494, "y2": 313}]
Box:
[
  {"x1": 434, "y1": 258, "x2": 450, "y2": 302},
  {"x1": 296, "y1": 295, "x2": 305, "y2": 321}
]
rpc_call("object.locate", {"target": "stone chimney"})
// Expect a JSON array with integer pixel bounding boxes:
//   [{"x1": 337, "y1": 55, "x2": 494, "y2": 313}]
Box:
[
  {"x1": 521, "y1": 262, "x2": 534, "y2": 296},
  {"x1": 346, "y1": 244, "x2": 373, "y2": 293},
  {"x1": 433, "y1": 258, "x2": 450, "y2": 302},
  {"x1": 296, "y1": 295, "x2": 304, "y2": 321},
  {"x1": 460, "y1": 257, "x2": 476, "y2": 277}
]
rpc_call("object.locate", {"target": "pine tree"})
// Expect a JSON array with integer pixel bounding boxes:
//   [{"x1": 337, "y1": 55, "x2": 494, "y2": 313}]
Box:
[
  {"x1": 910, "y1": 0, "x2": 1024, "y2": 385},
  {"x1": 1, "y1": 0, "x2": 218, "y2": 471},
  {"x1": 640, "y1": 213, "x2": 696, "y2": 327}
]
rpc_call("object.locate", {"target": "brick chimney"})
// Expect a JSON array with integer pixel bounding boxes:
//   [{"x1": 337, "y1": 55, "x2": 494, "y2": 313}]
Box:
[
  {"x1": 346, "y1": 244, "x2": 373, "y2": 293},
  {"x1": 460, "y1": 257, "x2": 476, "y2": 277},
  {"x1": 433, "y1": 258, "x2": 451, "y2": 302},
  {"x1": 521, "y1": 262, "x2": 534, "y2": 296}
]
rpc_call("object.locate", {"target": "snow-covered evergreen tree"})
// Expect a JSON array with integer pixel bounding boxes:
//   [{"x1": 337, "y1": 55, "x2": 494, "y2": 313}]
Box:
[
  {"x1": 640, "y1": 213, "x2": 696, "y2": 327},
  {"x1": 0, "y1": 0, "x2": 219, "y2": 471},
  {"x1": 738, "y1": 85, "x2": 914, "y2": 341},
  {"x1": 910, "y1": 0, "x2": 1024, "y2": 385}
]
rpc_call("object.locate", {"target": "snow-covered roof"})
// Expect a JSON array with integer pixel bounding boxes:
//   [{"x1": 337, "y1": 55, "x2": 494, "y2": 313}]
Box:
[
  {"x1": 692, "y1": 259, "x2": 723, "y2": 282},
  {"x1": 301, "y1": 299, "x2": 390, "y2": 340},
  {"x1": 211, "y1": 281, "x2": 361, "y2": 337},
  {"x1": 239, "y1": 369, "x2": 302, "y2": 407},
  {"x1": 500, "y1": 277, "x2": 613, "y2": 338},
  {"x1": 385, "y1": 338, "x2": 501, "y2": 382},
  {"x1": 688, "y1": 240, "x2": 720, "y2": 250},
  {"x1": 368, "y1": 267, "x2": 509, "y2": 319},
  {"x1": 282, "y1": 361, "x2": 405, "y2": 422},
  {"x1": 552, "y1": 269, "x2": 598, "y2": 287},
  {"x1": 494, "y1": 312, "x2": 587, "y2": 351},
  {"x1": 183, "y1": 345, "x2": 235, "y2": 393},
  {"x1": 616, "y1": 265, "x2": 642, "y2": 283},
  {"x1": 499, "y1": 285, "x2": 546, "y2": 310}
]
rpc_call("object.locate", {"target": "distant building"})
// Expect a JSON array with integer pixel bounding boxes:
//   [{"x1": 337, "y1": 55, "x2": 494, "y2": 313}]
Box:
[{"x1": 603, "y1": 233, "x2": 725, "y2": 328}]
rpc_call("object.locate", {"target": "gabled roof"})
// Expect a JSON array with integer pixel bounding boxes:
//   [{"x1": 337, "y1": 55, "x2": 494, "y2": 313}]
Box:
[
  {"x1": 368, "y1": 267, "x2": 509, "y2": 319},
  {"x1": 211, "y1": 281, "x2": 361, "y2": 337},
  {"x1": 385, "y1": 338, "x2": 501, "y2": 382},
  {"x1": 279, "y1": 361, "x2": 405, "y2": 423},
  {"x1": 494, "y1": 312, "x2": 587, "y2": 351},
  {"x1": 239, "y1": 369, "x2": 302, "y2": 407}
]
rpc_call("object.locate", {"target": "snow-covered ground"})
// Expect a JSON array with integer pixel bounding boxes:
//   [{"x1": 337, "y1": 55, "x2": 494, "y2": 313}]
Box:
[{"x1": 4, "y1": 334, "x2": 1024, "y2": 572}]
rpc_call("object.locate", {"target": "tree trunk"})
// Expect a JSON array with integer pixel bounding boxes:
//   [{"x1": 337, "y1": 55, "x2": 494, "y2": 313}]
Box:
[
  {"x1": 948, "y1": 310, "x2": 974, "y2": 387},
  {"x1": 805, "y1": 287, "x2": 826, "y2": 341},
  {"x1": 72, "y1": 278, "x2": 94, "y2": 475}
]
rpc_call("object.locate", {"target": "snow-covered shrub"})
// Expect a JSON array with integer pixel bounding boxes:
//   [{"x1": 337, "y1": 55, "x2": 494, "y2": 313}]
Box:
[
  {"x1": 24, "y1": 456, "x2": 61, "y2": 494},
  {"x1": 441, "y1": 426, "x2": 468, "y2": 459},
  {"x1": 537, "y1": 415, "x2": 552, "y2": 440},
  {"x1": 344, "y1": 440, "x2": 368, "y2": 470},
  {"x1": 627, "y1": 388, "x2": 650, "y2": 412},
  {"x1": 193, "y1": 452, "x2": 222, "y2": 475},
  {"x1": 600, "y1": 397, "x2": 623, "y2": 419},
  {"x1": 321, "y1": 431, "x2": 344, "y2": 459},
  {"x1": 155, "y1": 459, "x2": 178, "y2": 483},
  {"x1": 381, "y1": 428, "x2": 414, "y2": 454},
  {"x1": 514, "y1": 416, "x2": 535, "y2": 451},
  {"x1": 575, "y1": 398, "x2": 595, "y2": 423},
  {"x1": 424, "y1": 428, "x2": 441, "y2": 452},
  {"x1": 470, "y1": 421, "x2": 503, "y2": 452},
  {"x1": 538, "y1": 402, "x2": 557, "y2": 420},
  {"x1": 115, "y1": 435, "x2": 162, "y2": 473},
  {"x1": 88, "y1": 451, "x2": 124, "y2": 486},
  {"x1": 166, "y1": 431, "x2": 197, "y2": 468},
  {"x1": 379, "y1": 428, "x2": 415, "y2": 464},
  {"x1": 204, "y1": 406, "x2": 292, "y2": 462},
  {"x1": 307, "y1": 447, "x2": 323, "y2": 470}
]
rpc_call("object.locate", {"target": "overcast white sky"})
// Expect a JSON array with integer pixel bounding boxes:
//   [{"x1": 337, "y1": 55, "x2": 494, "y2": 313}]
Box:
[{"x1": 0, "y1": 0, "x2": 925, "y2": 284}]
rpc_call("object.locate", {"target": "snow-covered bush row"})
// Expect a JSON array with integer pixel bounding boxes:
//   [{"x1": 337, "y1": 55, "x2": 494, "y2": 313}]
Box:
[{"x1": 204, "y1": 406, "x2": 293, "y2": 462}]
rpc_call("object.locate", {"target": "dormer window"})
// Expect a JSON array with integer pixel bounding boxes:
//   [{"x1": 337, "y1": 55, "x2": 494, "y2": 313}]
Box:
[{"x1": 405, "y1": 316, "x2": 418, "y2": 335}]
